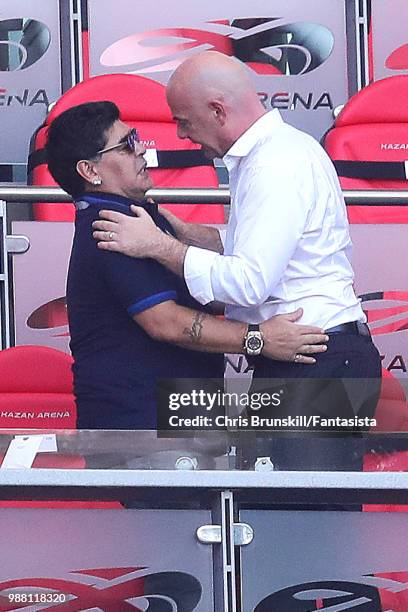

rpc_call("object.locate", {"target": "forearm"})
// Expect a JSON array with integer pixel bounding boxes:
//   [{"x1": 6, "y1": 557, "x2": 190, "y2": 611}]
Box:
[
  {"x1": 166, "y1": 306, "x2": 246, "y2": 353},
  {"x1": 178, "y1": 224, "x2": 223, "y2": 253},
  {"x1": 159, "y1": 208, "x2": 223, "y2": 253},
  {"x1": 152, "y1": 232, "x2": 189, "y2": 277},
  {"x1": 135, "y1": 301, "x2": 328, "y2": 363}
]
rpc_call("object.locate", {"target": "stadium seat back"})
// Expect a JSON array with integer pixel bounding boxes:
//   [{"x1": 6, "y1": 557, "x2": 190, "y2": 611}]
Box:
[
  {"x1": 0, "y1": 346, "x2": 123, "y2": 508},
  {"x1": 0, "y1": 345, "x2": 76, "y2": 429},
  {"x1": 29, "y1": 73, "x2": 224, "y2": 223},
  {"x1": 324, "y1": 75, "x2": 408, "y2": 223}
]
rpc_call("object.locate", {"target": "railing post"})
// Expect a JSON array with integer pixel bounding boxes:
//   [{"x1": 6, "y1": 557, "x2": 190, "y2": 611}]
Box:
[{"x1": 0, "y1": 201, "x2": 11, "y2": 349}]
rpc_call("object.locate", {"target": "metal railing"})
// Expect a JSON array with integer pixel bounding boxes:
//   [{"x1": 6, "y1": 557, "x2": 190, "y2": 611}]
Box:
[
  {"x1": 1, "y1": 185, "x2": 408, "y2": 351},
  {"x1": 2, "y1": 186, "x2": 408, "y2": 205}
]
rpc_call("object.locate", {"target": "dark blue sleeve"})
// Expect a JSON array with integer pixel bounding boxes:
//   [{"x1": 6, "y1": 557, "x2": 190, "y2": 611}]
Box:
[{"x1": 99, "y1": 249, "x2": 178, "y2": 316}]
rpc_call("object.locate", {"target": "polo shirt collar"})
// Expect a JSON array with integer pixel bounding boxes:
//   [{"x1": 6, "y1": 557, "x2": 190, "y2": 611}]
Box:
[
  {"x1": 75, "y1": 191, "x2": 149, "y2": 212},
  {"x1": 74, "y1": 191, "x2": 167, "y2": 228},
  {"x1": 223, "y1": 109, "x2": 283, "y2": 170}
]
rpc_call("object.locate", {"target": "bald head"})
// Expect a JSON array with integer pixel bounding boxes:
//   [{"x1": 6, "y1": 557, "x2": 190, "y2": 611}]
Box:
[
  {"x1": 166, "y1": 51, "x2": 266, "y2": 157},
  {"x1": 169, "y1": 51, "x2": 255, "y2": 102}
]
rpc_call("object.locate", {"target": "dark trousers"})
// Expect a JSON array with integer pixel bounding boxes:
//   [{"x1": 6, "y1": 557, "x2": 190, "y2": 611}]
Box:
[{"x1": 237, "y1": 332, "x2": 382, "y2": 472}]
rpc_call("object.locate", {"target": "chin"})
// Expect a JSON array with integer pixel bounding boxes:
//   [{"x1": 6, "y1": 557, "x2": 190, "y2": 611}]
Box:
[
  {"x1": 201, "y1": 147, "x2": 217, "y2": 160},
  {"x1": 144, "y1": 177, "x2": 154, "y2": 192},
  {"x1": 128, "y1": 191, "x2": 146, "y2": 202}
]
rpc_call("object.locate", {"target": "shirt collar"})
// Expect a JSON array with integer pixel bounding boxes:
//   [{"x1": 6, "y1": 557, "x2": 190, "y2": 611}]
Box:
[
  {"x1": 223, "y1": 109, "x2": 283, "y2": 170},
  {"x1": 74, "y1": 191, "x2": 165, "y2": 226},
  {"x1": 75, "y1": 191, "x2": 154, "y2": 213}
]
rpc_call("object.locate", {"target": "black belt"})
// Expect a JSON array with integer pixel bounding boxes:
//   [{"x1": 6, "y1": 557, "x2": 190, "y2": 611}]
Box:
[{"x1": 325, "y1": 321, "x2": 371, "y2": 337}]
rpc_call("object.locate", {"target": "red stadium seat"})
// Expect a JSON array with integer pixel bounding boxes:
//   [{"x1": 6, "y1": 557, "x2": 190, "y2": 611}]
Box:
[
  {"x1": 0, "y1": 345, "x2": 76, "y2": 431},
  {"x1": 324, "y1": 75, "x2": 408, "y2": 223},
  {"x1": 0, "y1": 345, "x2": 81, "y2": 474},
  {"x1": 29, "y1": 73, "x2": 225, "y2": 224},
  {"x1": 0, "y1": 345, "x2": 122, "y2": 508},
  {"x1": 364, "y1": 369, "x2": 408, "y2": 512},
  {"x1": 0, "y1": 344, "x2": 81, "y2": 469}
]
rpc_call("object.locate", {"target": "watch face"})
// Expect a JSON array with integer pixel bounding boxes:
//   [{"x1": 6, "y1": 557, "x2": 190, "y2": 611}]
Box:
[{"x1": 247, "y1": 335, "x2": 262, "y2": 351}]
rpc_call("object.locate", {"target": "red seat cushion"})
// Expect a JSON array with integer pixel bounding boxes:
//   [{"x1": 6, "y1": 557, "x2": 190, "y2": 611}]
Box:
[{"x1": 324, "y1": 75, "x2": 408, "y2": 223}]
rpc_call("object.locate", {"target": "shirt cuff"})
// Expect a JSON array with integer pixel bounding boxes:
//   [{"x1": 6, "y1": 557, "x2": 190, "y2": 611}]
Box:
[
  {"x1": 127, "y1": 290, "x2": 177, "y2": 315},
  {"x1": 184, "y1": 246, "x2": 219, "y2": 305}
]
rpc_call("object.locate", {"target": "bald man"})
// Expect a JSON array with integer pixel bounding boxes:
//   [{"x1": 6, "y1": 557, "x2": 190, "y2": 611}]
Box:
[{"x1": 93, "y1": 51, "x2": 381, "y2": 470}]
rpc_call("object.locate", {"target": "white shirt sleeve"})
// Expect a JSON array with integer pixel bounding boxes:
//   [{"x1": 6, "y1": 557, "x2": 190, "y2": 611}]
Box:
[
  {"x1": 184, "y1": 164, "x2": 313, "y2": 306},
  {"x1": 184, "y1": 246, "x2": 219, "y2": 304}
]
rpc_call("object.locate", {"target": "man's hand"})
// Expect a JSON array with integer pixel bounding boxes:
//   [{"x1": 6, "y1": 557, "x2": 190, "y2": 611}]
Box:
[
  {"x1": 92, "y1": 205, "x2": 162, "y2": 258},
  {"x1": 261, "y1": 308, "x2": 329, "y2": 364},
  {"x1": 93, "y1": 204, "x2": 188, "y2": 276}
]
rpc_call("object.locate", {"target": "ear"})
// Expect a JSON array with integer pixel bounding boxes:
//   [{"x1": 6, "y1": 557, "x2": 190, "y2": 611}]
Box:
[
  {"x1": 209, "y1": 101, "x2": 227, "y2": 126},
  {"x1": 76, "y1": 159, "x2": 100, "y2": 186}
]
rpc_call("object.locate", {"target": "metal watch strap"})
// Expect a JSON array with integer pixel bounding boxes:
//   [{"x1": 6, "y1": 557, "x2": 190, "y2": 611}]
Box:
[{"x1": 247, "y1": 324, "x2": 259, "y2": 332}]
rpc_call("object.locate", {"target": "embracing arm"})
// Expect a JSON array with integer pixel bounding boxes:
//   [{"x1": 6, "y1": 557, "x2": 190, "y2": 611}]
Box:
[
  {"x1": 92, "y1": 204, "x2": 223, "y2": 278},
  {"x1": 134, "y1": 301, "x2": 328, "y2": 363},
  {"x1": 159, "y1": 206, "x2": 223, "y2": 253},
  {"x1": 93, "y1": 206, "x2": 194, "y2": 277},
  {"x1": 135, "y1": 300, "x2": 245, "y2": 353},
  {"x1": 92, "y1": 166, "x2": 310, "y2": 307}
]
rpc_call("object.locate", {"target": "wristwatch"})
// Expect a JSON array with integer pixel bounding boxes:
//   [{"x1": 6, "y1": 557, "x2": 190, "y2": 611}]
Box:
[{"x1": 243, "y1": 324, "x2": 264, "y2": 357}]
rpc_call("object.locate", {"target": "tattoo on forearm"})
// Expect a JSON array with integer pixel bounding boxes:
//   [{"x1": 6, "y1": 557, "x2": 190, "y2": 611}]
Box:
[{"x1": 183, "y1": 312, "x2": 207, "y2": 344}]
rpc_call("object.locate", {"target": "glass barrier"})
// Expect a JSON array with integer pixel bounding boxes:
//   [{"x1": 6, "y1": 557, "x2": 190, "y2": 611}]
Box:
[
  {"x1": 0, "y1": 422, "x2": 406, "y2": 473},
  {"x1": 0, "y1": 373, "x2": 406, "y2": 472},
  {"x1": 0, "y1": 429, "x2": 231, "y2": 471}
]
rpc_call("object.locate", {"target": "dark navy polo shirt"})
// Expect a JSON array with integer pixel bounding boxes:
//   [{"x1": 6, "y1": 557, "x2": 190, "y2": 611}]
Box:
[{"x1": 67, "y1": 192, "x2": 224, "y2": 429}]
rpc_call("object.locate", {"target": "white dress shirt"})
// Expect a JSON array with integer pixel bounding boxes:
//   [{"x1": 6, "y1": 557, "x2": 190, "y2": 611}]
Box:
[{"x1": 184, "y1": 110, "x2": 365, "y2": 328}]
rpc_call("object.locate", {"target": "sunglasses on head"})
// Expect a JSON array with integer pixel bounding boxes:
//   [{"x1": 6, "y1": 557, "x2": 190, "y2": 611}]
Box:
[{"x1": 97, "y1": 127, "x2": 140, "y2": 155}]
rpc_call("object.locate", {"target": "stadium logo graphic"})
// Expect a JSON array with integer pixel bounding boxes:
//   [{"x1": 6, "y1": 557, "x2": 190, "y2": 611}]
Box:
[
  {"x1": 0, "y1": 19, "x2": 51, "y2": 71},
  {"x1": 360, "y1": 291, "x2": 408, "y2": 335},
  {"x1": 386, "y1": 42, "x2": 408, "y2": 70},
  {"x1": 100, "y1": 17, "x2": 334, "y2": 77},
  {"x1": 380, "y1": 143, "x2": 408, "y2": 150},
  {"x1": 27, "y1": 296, "x2": 69, "y2": 337},
  {"x1": 0, "y1": 567, "x2": 202, "y2": 610},
  {"x1": 0, "y1": 87, "x2": 49, "y2": 108},
  {"x1": 27, "y1": 290, "x2": 408, "y2": 339},
  {"x1": 254, "y1": 572, "x2": 408, "y2": 611},
  {"x1": 258, "y1": 89, "x2": 333, "y2": 111}
]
